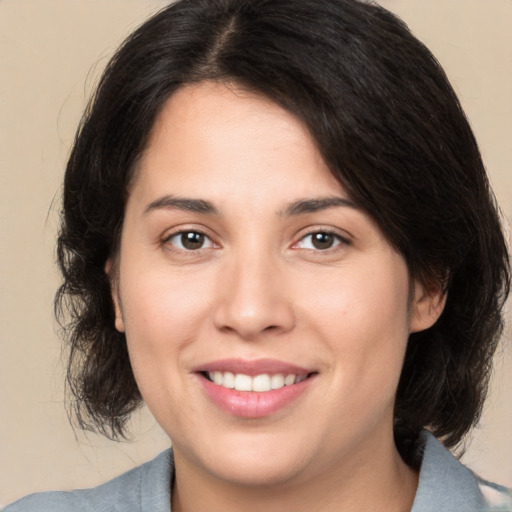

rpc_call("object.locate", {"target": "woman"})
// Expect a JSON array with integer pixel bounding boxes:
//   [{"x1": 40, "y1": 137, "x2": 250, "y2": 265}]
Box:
[{"x1": 5, "y1": 0, "x2": 510, "y2": 510}]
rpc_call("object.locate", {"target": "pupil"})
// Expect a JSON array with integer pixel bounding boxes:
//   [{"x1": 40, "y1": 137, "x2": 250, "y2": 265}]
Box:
[
  {"x1": 312, "y1": 232, "x2": 333, "y2": 250},
  {"x1": 182, "y1": 232, "x2": 204, "y2": 250}
]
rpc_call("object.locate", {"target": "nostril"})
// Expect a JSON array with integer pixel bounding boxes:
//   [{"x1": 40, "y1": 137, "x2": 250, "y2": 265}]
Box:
[{"x1": 212, "y1": 291, "x2": 296, "y2": 340}]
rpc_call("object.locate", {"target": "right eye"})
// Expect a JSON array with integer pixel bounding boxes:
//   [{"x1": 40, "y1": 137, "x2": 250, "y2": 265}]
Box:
[{"x1": 165, "y1": 230, "x2": 215, "y2": 251}]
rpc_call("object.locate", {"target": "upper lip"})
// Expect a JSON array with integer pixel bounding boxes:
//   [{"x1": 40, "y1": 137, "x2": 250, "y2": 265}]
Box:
[{"x1": 192, "y1": 358, "x2": 314, "y2": 377}]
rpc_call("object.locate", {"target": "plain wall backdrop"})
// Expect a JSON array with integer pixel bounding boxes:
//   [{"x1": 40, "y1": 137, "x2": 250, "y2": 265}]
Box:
[{"x1": 1, "y1": 0, "x2": 511, "y2": 506}]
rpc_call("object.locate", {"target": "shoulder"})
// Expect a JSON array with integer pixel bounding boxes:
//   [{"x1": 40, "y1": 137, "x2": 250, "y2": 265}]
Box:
[
  {"x1": 3, "y1": 449, "x2": 173, "y2": 512},
  {"x1": 3, "y1": 491, "x2": 75, "y2": 512},
  {"x1": 412, "y1": 431, "x2": 512, "y2": 512},
  {"x1": 477, "y1": 478, "x2": 512, "y2": 512}
]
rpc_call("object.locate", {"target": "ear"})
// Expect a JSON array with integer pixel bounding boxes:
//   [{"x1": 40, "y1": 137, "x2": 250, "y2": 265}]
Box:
[
  {"x1": 409, "y1": 279, "x2": 446, "y2": 333},
  {"x1": 105, "y1": 259, "x2": 125, "y2": 333}
]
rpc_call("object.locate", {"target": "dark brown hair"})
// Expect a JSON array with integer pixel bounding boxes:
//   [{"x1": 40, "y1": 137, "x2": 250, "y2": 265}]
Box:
[{"x1": 56, "y1": 0, "x2": 510, "y2": 464}]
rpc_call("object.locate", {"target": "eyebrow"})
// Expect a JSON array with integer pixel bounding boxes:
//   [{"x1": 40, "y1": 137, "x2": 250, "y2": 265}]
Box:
[
  {"x1": 281, "y1": 196, "x2": 359, "y2": 216},
  {"x1": 144, "y1": 195, "x2": 220, "y2": 216},
  {"x1": 143, "y1": 195, "x2": 358, "y2": 217}
]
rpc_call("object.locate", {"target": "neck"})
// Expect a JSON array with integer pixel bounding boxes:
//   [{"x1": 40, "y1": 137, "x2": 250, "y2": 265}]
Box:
[{"x1": 171, "y1": 429, "x2": 419, "y2": 512}]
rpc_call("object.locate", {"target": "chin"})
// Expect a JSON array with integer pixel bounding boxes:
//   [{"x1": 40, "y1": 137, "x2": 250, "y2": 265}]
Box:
[
  {"x1": 208, "y1": 449, "x2": 311, "y2": 488},
  {"x1": 175, "y1": 427, "x2": 318, "y2": 488}
]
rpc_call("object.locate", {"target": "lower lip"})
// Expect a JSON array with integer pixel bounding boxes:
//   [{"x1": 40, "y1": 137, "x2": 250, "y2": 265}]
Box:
[{"x1": 198, "y1": 375, "x2": 314, "y2": 418}]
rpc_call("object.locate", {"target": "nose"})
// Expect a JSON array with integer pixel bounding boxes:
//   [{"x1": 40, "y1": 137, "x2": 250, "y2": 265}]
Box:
[{"x1": 212, "y1": 254, "x2": 296, "y2": 341}]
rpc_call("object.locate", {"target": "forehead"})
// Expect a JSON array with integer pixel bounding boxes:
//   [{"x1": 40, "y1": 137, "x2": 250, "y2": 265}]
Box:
[
  {"x1": 132, "y1": 81, "x2": 346, "y2": 204},
  {"x1": 144, "y1": 81, "x2": 321, "y2": 164}
]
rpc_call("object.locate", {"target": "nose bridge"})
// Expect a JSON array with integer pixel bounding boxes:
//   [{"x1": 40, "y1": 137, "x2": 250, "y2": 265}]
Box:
[{"x1": 213, "y1": 244, "x2": 295, "y2": 339}]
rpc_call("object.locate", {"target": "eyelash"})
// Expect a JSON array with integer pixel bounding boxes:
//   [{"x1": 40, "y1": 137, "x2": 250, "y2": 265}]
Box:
[
  {"x1": 163, "y1": 228, "x2": 350, "y2": 254},
  {"x1": 293, "y1": 229, "x2": 349, "y2": 252},
  {"x1": 163, "y1": 230, "x2": 216, "y2": 252}
]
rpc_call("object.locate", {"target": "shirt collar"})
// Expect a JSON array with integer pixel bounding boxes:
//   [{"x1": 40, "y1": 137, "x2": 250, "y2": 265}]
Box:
[{"x1": 411, "y1": 431, "x2": 484, "y2": 512}]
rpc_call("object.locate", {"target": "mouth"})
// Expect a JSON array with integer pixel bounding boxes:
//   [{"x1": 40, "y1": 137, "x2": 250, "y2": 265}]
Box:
[
  {"x1": 202, "y1": 371, "x2": 312, "y2": 392},
  {"x1": 194, "y1": 359, "x2": 318, "y2": 418}
]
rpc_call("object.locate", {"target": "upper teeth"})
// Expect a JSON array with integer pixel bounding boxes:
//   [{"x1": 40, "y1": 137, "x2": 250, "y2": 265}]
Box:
[{"x1": 207, "y1": 372, "x2": 307, "y2": 392}]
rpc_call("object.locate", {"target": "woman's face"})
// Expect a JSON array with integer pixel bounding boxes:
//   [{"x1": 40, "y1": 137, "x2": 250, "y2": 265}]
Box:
[{"x1": 113, "y1": 82, "x2": 440, "y2": 487}]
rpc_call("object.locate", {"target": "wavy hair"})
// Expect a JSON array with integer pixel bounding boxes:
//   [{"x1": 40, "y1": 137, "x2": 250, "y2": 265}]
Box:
[{"x1": 56, "y1": 0, "x2": 510, "y2": 464}]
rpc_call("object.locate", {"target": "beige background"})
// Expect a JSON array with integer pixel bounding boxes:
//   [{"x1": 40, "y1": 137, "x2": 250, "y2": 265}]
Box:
[{"x1": 0, "y1": 0, "x2": 511, "y2": 506}]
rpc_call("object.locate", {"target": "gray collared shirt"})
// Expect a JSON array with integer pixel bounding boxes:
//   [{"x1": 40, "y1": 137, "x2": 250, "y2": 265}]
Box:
[{"x1": 5, "y1": 432, "x2": 511, "y2": 511}]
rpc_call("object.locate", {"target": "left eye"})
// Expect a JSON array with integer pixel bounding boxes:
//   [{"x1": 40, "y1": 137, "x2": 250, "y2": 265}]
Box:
[
  {"x1": 166, "y1": 231, "x2": 214, "y2": 251},
  {"x1": 296, "y1": 232, "x2": 343, "y2": 250}
]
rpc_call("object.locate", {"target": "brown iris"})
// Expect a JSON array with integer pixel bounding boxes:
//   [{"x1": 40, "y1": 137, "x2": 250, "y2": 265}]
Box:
[
  {"x1": 181, "y1": 232, "x2": 205, "y2": 250},
  {"x1": 311, "y1": 232, "x2": 336, "y2": 250}
]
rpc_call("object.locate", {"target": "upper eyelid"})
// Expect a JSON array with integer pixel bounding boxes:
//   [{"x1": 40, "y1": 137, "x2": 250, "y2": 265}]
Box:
[
  {"x1": 295, "y1": 226, "x2": 352, "y2": 243},
  {"x1": 296, "y1": 232, "x2": 346, "y2": 246},
  {"x1": 289, "y1": 229, "x2": 352, "y2": 255},
  {"x1": 163, "y1": 228, "x2": 218, "y2": 251},
  {"x1": 163, "y1": 225, "x2": 215, "y2": 240}
]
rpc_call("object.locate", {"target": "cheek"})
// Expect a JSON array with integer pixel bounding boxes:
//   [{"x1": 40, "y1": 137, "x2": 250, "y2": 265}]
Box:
[
  {"x1": 301, "y1": 257, "x2": 410, "y2": 336},
  {"x1": 119, "y1": 266, "x2": 213, "y2": 374},
  {"x1": 299, "y1": 257, "x2": 411, "y2": 389},
  {"x1": 118, "y1": 268, "x2": 216, "y2": 433}
]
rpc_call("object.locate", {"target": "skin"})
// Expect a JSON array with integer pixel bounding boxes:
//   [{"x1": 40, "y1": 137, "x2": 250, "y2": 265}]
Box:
[{"x1": 111, "y1": 82, "x2": 445, "y2": 512}]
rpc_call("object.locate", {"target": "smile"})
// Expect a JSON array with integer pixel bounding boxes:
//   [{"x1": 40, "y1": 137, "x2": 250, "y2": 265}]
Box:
[
  {"x1": 206, "y1": 371, "x2": 309, "y2": 392},
  {"x1": 195, "y1": 359, "x2": 317, "y2": 418}
]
